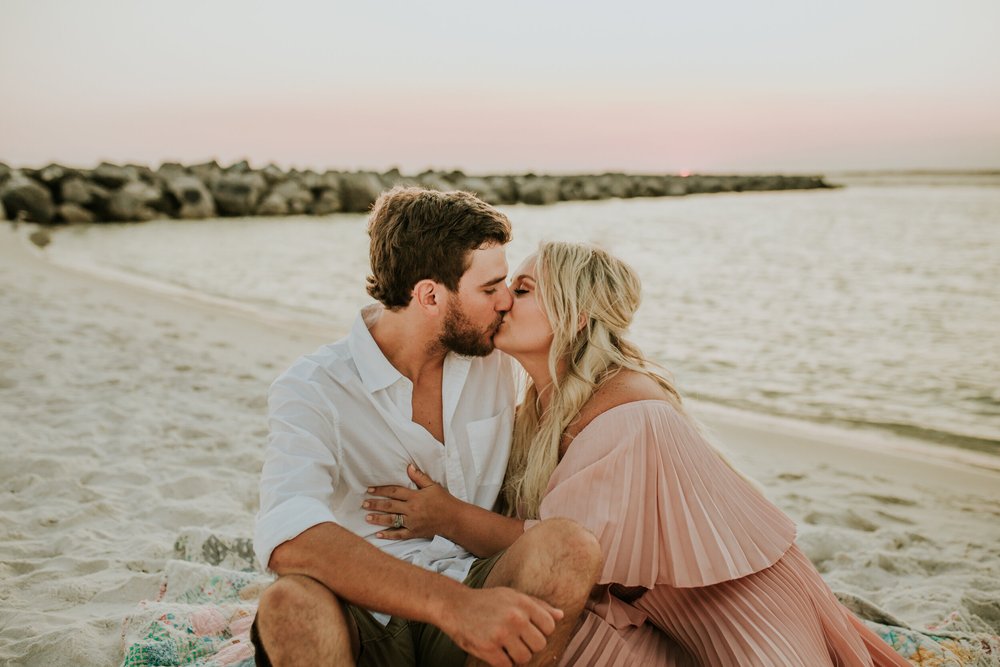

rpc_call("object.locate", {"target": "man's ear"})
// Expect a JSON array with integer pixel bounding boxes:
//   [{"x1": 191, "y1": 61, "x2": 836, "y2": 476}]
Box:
[{"x1": 412, "y1": 279, "x2": 443, "y2": 312}]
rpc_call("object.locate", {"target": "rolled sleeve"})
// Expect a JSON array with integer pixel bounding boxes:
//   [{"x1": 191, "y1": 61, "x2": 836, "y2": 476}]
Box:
[
  {"x1": 254, "y1": 495, "x2": 338, "y2": 570},
  {"x1": 254, "y1": 374, "x2": 343, "y2": 570}
]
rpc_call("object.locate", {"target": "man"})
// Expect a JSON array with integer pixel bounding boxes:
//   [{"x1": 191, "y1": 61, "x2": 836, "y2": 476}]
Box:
[{"x1": 252, "y1": 187, "x2": 602, "y2": 667}]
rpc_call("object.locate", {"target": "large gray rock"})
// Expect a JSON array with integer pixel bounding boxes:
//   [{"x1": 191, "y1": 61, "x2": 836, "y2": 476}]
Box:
[
  {"x1": 256, "y1": 191, "x2": 289, "y2": 216},
  {"x1": 297, "y1": 170, "x2": 340, "y2": 192},
  {"x1": 56, "y1": 202, "x2": 96, "y2": 223},
  {"x1": 60, "y1": 177, "x2": 110, "y2": 208},
  {"x1": 517, "y1": 176, "x2": 560, "y2": 205},
  {"x1": 456, "y1": 176, "x2": 500, "y2": 205},
  {"x1": 60, "y1": 177, "x2": 91, "y2": 205},
  {"x1": 211, "y1": 171, "x2": 266, "y2": 216},
  {"x1": 163, "y1": 174, "x2": 215, "y2": 219},
  {"x1": 272, "y1": 180, "x2": 312, "y2": 214},
  {"x1": 36, "y1": 163, "x2": 80, "y2": 187},
  {"x1": 558, "y1": 176, "x2": 603, "y2": 201},
  {"x1": 1, "y1": 175, "x2": 55, "y2": 223},
  {"x1": 378, "y1": 169, "x2": 417, "y2": 192},
  {"x1": 485, "y1": 176, "x2": 518, "y2": 205},
  {"x1": 125, "y1": 163, "x2": 157, "y2": 183},
  {"x1": 379, "y1": 167, "x2": 404, "y2": 185},
  {"x1": 190, "y1": 161, "x2": 222, "y2": 188},
  {"x1": 594, "y1": 173, "x2": 633, "y2": 199},
  {"x1": 91, "y1": 162, "x2": 134, "y2": 188},
  {"x1": 312, "y1": 188, "x2": 342, "y2": 215},
  {"x1": 664, "y1": 177, "x2": 687, "y2": 196},
  {"x1": 415, "y1": 171, "x2": 452, "y2": 192},
  {"x1": 339, "y1": 172, "x2": 384, "y2": 212},
  {"x1": 157, "y1": 162, "x2": 188, "y2": 175},
  {"x1": 155, "y1": 163, "x2": 188, "y2": 191},
  {"x1": 631, "y1": 176, "x2": 668, "y2": 198},
  {"x1": 304, "y1": 171, "x2": 342, "y2": 215},
  {"x1": 686, "y1": 176, "x2": 724, "y2": 194},
  {"x1": 260, "y1": 163, "x2": 286, "y2": 186},
  {"x1": 107, "y1": 181, "x2": 163, "y2": 221},
  {"x1": 226, "y1": 159, "x2": 251, "y2": 173}
]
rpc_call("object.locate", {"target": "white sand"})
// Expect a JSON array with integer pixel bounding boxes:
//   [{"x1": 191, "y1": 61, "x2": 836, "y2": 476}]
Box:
[{"x1": 1, "y1": 223, "x2": 998, "y2": 666}]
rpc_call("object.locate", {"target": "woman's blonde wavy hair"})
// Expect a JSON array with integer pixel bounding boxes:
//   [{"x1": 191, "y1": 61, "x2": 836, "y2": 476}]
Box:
[{"x1": 502, "y1": 241, "x2": 752, "y2": 519}]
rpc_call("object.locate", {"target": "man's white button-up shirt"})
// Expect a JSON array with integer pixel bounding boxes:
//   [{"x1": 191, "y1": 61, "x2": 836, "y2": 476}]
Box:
[{"x1": 255, "y1": 303, "x2": 518, "y2": 587}]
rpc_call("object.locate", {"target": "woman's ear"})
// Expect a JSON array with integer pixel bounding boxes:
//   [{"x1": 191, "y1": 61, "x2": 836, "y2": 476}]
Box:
[{"x1": 577, "y1": 312, "x2": 588, "y2": 332}]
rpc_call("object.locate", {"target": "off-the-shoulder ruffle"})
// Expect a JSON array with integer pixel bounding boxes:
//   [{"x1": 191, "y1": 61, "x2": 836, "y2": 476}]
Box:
[{"x1": 536, "y1": 400, "x2": 796, "y2": 588}]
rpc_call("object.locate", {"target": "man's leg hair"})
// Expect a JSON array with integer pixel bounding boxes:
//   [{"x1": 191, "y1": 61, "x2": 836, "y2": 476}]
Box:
[
  {"x1": 468, "y1": 518, "x2": 603, "y2": 667},
  {"x1": 254, "y1": 574, "x2": 361, "y2": 666}
]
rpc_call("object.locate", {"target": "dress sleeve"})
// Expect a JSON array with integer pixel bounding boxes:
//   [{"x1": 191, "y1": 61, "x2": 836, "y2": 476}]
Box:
[{"x1": 536, "y1": 401, "x2": 796, "y2": 588}]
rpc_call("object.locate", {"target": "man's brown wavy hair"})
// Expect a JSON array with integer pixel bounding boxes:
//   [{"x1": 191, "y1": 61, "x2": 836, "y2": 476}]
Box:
[{"x1": 366, "y1": 186, "x2": 512, "y2": 310}]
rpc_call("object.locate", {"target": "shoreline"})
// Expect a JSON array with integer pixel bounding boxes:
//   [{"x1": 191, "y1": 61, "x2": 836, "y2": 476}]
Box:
[
  {"x1": 19, "y1": 221, "x2": 1000, "y2": 476},
  {"x1": 2, "y1": 222, "x2": 998, "y2": 665},
  {"x1": 693, "y1": 399, "x2": 1000, "y2": 479}
]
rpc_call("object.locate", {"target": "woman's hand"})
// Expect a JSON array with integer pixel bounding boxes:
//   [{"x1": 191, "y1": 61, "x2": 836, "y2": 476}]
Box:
[
  {"x1": 366, "y1": 463, "x2": 527, "y2": 558},
  {"x1": 364, "y1": 464, "x2": 460, "y2": 541}
]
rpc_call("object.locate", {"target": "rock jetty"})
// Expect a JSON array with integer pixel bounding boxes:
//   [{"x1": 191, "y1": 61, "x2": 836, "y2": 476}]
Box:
[{"x1": 0, "y1": 160, "x2": 833, "y2": 224}]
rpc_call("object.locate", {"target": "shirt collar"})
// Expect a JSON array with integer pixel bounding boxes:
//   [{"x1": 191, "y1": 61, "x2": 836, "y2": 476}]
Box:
[
  {"x1": 347, "y1": 303, "x2": 476, "y2": 399},
  {"x1": 348, "y1": 303, "x2": 406, "y2": 393}
]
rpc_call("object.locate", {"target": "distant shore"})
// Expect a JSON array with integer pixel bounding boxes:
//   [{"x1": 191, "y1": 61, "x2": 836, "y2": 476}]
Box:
[{"x1": 0, "y1": 160, "x2": 833, "y2": 224}]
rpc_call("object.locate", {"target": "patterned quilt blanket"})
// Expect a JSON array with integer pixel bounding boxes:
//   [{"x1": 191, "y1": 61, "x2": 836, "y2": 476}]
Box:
[{"x1": 120, "y1": 530, "x2": 1000, "y2": 666}]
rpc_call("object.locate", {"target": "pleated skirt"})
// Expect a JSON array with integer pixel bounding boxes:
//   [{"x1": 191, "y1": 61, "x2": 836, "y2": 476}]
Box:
[{"x1": 559, "y1": 545, "x2": 908, "y2": 667}]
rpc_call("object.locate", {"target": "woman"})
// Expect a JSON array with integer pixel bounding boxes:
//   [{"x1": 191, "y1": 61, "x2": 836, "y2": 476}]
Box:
[{"x1": 366, "y1": 241, "x2": 908, "y2": 666}]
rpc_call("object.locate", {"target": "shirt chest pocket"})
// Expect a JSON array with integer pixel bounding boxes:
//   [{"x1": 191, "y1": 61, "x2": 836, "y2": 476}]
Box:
[{"x1": 465, "y1": 406, "x2": 513, "y2": 485}]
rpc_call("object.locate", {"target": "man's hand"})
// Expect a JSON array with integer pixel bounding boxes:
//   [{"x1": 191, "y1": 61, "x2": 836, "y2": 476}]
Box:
[
  {"x1": 440, "y1": 586, "x2": 564, "y2": 667},
  {"x1": 364, "y1": 464, "x2": 459, "y2": 540}
]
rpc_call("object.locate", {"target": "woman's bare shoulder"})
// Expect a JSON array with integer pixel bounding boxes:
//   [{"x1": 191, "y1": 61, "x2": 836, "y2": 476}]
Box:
[
  {"x1": 565, "y1": 370, "x2": 671, "y2": 441},
  {"x1": 597, "y1": 369, "x2": 669, "y2": 403}
]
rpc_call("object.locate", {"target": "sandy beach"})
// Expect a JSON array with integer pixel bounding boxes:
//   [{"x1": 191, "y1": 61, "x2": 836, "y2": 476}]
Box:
[{"x1": 1, "y1": 222, "x2": 998, "y2": 666}]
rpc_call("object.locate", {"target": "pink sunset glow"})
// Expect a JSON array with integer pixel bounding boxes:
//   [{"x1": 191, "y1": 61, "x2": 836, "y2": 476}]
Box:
[{"x1": 2, "y1": 0, "x2": 998, "y2": 173}]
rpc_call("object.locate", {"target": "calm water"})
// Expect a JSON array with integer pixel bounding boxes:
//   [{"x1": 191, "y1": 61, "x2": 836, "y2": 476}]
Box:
[{"x1": 48, "y1": 181, "x2": 1000, "y2": 456}]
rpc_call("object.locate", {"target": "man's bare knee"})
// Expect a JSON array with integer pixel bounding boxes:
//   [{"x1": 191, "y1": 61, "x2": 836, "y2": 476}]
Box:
[
  {"x1": 256, "y1": 575, "x2": 358, "y2": 665},
  {"x1": 468, "y1": 521, "x2": 602, "y2": 667},
  {"x1": 503, "y1": 518, "x2": 603, "y2": 606},
  {"x1": 525, "y1": 518, "x2": 603, "y2": 577},
  {"x1": 258, "y1": 574, "x2": 333, "y2": 618}
]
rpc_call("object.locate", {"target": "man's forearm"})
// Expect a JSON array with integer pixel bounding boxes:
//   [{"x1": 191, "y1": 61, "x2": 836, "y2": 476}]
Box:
[{"x1": 268, "y1": 521, "x2": 467, "y2": 626}]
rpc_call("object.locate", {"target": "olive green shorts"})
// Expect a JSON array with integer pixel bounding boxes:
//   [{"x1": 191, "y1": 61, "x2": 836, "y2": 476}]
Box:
[{"x1": 252, "y1": 551, "x2": 503, "y2": 667}]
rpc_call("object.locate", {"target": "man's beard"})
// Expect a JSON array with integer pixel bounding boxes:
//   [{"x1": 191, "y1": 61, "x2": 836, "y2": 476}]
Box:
[{"x1": 439, "y1": 296, "x2": 501, "y2": 357}]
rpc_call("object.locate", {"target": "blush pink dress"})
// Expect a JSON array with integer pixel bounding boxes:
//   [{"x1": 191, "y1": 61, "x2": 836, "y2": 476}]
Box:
[{"x1": 524, "y1": 400, "x2": 909, "y2": 666}]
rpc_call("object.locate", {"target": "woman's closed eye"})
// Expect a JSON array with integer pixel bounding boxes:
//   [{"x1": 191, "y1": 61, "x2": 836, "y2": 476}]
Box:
[{"x1": 513, "y1": 288, "x2": 529, "y2": 295}]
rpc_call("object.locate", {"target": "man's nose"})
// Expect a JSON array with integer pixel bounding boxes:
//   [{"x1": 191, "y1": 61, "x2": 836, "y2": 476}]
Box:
[{"x1": 497, "y1": 283, "x2": 513, "y2": 312}]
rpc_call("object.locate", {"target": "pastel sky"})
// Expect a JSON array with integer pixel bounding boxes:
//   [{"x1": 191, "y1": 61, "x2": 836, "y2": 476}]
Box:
[{"x1": 2, "y1": 0, "x2": 998, "y2": 173}]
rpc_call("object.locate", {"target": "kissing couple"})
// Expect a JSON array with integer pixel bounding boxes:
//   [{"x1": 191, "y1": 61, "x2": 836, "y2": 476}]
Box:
[{"x1": 250, "y1": 187, "x2": 907, "y2": 666}]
